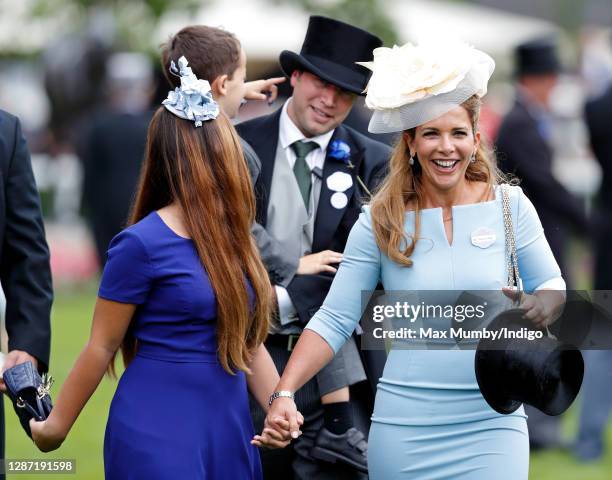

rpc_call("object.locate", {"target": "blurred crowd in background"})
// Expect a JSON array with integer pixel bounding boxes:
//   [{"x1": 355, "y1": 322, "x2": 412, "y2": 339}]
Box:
[
  {"x1": 1, "y1": 0, "x2": 611, "y2": 471},
  {"x1": 0, "y1": 0, "x2": 610, "y2": 287}
]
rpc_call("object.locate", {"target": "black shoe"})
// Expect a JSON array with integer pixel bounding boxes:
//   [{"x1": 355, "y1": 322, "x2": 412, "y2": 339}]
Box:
[{"x1": 310, "y1": 427, "x2": 368, "y2": 473}]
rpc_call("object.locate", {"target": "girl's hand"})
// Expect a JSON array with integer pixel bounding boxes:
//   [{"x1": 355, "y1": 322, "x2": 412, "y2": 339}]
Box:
[
  {"x1": 29, "y1": 416, "x2": 66, "y2": 452},
  {"x1": 251, "y1": 420, "x2": 291, "y2": 449},
  {"x1": 252, "y1": 400, "x2": 304, "y2": 449}
]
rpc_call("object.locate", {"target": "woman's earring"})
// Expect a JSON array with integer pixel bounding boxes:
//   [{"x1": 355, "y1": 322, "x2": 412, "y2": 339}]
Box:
[
  {"x1": 470, "y1": 152, "x2": 476, "y2": 163},
  {"x1": 409, "y1": 154, "x2": 415, "y2": 166}
]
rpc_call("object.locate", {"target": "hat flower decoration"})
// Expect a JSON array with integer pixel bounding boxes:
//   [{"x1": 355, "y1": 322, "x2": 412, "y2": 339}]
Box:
[
  {"x1": 358, "y1": 41, "x2": 495, "y2": 133},
  {"x1": 162, "y1": 56, "x2": 219, "y2": 127}
]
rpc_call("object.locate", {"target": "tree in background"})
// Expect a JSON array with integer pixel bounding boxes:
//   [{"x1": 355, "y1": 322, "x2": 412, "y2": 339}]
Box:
[
  {"x1": 274, "y1": 0, "x2": 399, "y2": 46},
  {"x1": 28, "y1": 0, "x2": 202, "y2": 53}
]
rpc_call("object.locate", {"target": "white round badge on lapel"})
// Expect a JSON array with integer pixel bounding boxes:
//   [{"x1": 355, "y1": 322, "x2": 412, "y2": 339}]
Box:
[
  {"x1": 330, "y1": 192, "x2": 348, "y2": 209},
  {"x1": 326, "y1": 172, "x2": 353, "y2": 193},
  {"x1": 471, "y1": 226, "x2": 496, "y2": 249}
]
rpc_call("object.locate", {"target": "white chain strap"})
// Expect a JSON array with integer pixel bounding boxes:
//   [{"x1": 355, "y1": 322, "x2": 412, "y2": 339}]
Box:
[
  {"x1": 501, "y1": 184, "x2": 558, "y2": 338},
  {"x1": 501, "y1": 184, "x2": 522, "y2": 300}
]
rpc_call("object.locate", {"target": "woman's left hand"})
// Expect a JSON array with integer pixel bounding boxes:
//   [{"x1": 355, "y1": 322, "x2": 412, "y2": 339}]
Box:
[
  {"x1": 29, "y1": 417, "x2": 66, "y2": 452},
  {"x1": 502, "y1": 288, "x2": 563, "y2": 329}
]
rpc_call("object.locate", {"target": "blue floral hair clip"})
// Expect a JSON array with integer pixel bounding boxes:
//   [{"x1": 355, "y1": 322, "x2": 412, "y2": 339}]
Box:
[{"x1": 162, "y1": 56, "x2": 219, "y2": 127}]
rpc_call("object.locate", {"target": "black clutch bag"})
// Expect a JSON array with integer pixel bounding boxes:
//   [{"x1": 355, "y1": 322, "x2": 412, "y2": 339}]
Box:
[{"x1": 3, "y1": 361, "x2": 53, "y2": 437}]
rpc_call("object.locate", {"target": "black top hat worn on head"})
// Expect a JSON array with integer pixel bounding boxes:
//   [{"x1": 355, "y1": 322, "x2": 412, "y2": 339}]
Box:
[
  {"x1": 475, "y1": 309, "x2": 583, "y2": 416},
  {"x1": 515, "y1": 38, "x2": 561, "y2": 76},
  {"x1": 279, "y1": 16, "x2": 383, "y2": 95}
]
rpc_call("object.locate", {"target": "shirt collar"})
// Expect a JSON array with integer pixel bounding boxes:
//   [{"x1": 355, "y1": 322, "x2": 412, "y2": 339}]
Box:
[{"x1": 279, "y1": 98, "x2": 335, "y2": 153}]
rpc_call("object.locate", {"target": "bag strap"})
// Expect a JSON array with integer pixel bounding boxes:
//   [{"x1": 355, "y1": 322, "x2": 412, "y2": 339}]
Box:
[
  {"x1": 501, "y1": 184, "x2": 522, "y2": 293},
  {"x1": 501, "y1": 185, "x2": 559, "y2": 338}
]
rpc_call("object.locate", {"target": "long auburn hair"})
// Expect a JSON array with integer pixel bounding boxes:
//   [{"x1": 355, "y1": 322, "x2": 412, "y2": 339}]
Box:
[
  {"x1": 109, "y1": 107, "x2": 271, "y2": 375},
  {"x1": 370, "y1": 95, "x2": 510, "y2": 266}
]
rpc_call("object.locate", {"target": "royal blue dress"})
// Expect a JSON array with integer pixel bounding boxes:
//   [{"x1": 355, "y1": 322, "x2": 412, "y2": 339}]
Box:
[
  {"x1": 306, "y1": 186, "x2": 562, "y2": 479},
  {"x1": 98, "y1": 211, "x2": 261, "y2": 479}
]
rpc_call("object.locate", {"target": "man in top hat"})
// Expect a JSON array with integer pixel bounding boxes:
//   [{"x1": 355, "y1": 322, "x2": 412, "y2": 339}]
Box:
[
  {"x1": 496, "y1": 38, "x2": 589, "y2": 283},
  {"x1": 237, "y1": 15, "x2": 390, "y2": 479},
  {"x1": 495, "y1": 37, "x2": 589, "y2": 451}
]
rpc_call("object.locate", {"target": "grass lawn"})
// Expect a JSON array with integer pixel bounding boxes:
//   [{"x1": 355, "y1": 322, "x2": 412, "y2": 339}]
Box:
[
  {"x1": 5, "y1": 283, "x2": 612, "y2": 479},
  {"x1": 5, "y1": 282, "x2": 119, "y2": 479}
]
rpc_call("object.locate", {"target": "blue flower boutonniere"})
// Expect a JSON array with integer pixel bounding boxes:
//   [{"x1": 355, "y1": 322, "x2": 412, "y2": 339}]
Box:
[
  {"x1": 328, "y1": 140, "x2": 373, "y2": 198},
  {"x1": 328, "y1": 140, "x2": 353, "y2": 168}
]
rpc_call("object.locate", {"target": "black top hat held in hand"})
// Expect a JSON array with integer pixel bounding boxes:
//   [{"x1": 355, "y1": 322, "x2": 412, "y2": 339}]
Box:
[
  {"x1": 279, "y1": 16, "x2": 383, "y2": 95},
  {"x1": 475, "y1": 309, "x2": 583, "y2": 416}
]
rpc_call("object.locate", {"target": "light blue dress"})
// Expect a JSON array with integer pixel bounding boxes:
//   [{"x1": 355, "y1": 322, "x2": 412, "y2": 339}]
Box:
[{"x1": 306, "y1": 185, "x2": 561, "y2": 479}]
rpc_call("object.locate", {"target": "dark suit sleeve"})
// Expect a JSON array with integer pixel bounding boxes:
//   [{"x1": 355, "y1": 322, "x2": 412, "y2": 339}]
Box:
[
  {"x1": 240, "y1": 137, "x2": 261, "y2": 184},
  {"x1": 286, "y1": 273, "x2": 334, "y2": 324},
  {"x1": 251, "y1": 223, "x2": 298, "y2": 287},
  {"x1": 1, "y1": 116, "x2": 52, "y2": 371},
  {"x1": 496, "y1": 120, "x2": 588, "y2": 232}
]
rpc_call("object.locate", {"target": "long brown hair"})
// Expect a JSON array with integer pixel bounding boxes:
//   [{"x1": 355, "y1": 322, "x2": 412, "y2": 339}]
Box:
[
  {"x1": 370, "y1": 95, "x2": 509, "y2": 266},
  {"x1": 110, "y1": 108, "x2": 271, "y2": 375}
]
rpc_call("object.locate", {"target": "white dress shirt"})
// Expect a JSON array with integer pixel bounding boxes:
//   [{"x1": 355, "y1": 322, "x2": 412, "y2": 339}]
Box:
[{"x1": 275, "y1": 99, "x2": 335, "y2": 328}]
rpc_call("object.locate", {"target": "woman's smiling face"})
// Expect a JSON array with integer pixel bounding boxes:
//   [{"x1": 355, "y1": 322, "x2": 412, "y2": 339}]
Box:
[{"x1": 406, "y1": 106, "x2": 480, "y2": 193}]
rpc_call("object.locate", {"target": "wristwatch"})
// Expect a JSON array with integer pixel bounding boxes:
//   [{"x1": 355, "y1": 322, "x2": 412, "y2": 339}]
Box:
[{"x1": 269, "y1": 390, "x2": 294, "y2": 406}]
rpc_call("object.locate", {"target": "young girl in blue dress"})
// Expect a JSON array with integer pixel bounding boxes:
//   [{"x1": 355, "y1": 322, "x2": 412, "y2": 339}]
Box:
[{"x1": 30, "y1": 58, "x2": 295, "y2": 478}]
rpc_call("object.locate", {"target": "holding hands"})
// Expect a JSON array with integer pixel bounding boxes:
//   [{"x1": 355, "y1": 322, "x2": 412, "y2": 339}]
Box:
[{"x1": 252, "y1": 396, "x2": 303, "y2": 448}]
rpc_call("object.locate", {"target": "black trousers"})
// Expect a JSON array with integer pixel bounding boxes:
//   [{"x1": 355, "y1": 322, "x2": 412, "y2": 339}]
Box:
[{"x1": 250, "y1": 340, "x2": 372, "y2": 480}]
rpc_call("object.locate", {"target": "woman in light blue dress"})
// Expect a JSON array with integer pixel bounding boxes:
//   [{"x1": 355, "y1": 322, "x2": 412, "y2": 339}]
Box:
[{"x1": 264, "y1": 42, "x2": 566, "y2": 479}]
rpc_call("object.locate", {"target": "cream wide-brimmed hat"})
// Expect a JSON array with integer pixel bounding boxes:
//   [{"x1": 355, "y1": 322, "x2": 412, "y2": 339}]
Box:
[{"x1": 358, "y1": 41, "x2": 495, "y2": 133}]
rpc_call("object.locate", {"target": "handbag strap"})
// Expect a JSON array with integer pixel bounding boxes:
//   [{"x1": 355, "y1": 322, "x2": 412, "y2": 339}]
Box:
[
  {"x1": 501, "y1": 185, "x2": 558, "y2": 337},
  {"x1": 501, "y1": 184, "x2": 521, "y2": 291}
]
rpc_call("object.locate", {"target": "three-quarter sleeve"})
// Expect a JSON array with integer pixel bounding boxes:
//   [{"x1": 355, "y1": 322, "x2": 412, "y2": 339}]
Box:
[
  {"x1": 305, "y1": 208, "x2": 382, "y2": 353},
  {"x1": 98, "y1": 229, "x2": 154, "y2": 304},
  {"x1": 512, "y1": 186, "x2": 563, "y2": 292}
]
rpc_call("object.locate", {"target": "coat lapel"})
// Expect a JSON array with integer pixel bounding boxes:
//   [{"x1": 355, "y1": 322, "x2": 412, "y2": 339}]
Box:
[
  {"x1": 313, "y1": 125, "x2": 365, "y2": 251},
  {"x1": 246, "y1": 109, "x2": 282, "y2": 226}
]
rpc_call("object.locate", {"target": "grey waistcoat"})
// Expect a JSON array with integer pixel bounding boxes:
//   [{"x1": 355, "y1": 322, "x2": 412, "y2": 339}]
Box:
[{"x1": 266, "y1": 140, "x2": 322, "y2": 267}]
